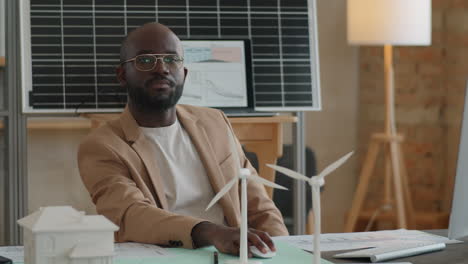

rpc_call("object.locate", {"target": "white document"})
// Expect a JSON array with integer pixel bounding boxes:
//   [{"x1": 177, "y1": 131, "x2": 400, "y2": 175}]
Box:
[
  {"x1": 114, "y1": 242, "x2": 170, "y2": 258},
  {"x1": 0, "y1": 246, "x2": 24, "y2": 262},
  {"x1": 0, "y1": 243, "x2": 170, "y2": 263},
  {"x1": 390, "y1": 229, "x2": 461, "y2": 244},
  {"x1": 275, "y1": 229, "x2": 460, "y2": 252},
  {"x1": 275, "y1": 235, "x2": 375, "y2": 252}
]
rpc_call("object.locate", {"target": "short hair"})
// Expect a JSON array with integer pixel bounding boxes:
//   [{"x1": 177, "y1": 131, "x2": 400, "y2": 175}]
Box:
[{"x1": 119, "y1": 22, "x2": 180, "y2": 63}]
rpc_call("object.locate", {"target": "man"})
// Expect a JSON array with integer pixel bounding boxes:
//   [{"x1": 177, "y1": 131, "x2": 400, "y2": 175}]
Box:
[{"x1": 78, "y1": 22, "x2": 288, "y2": 256}]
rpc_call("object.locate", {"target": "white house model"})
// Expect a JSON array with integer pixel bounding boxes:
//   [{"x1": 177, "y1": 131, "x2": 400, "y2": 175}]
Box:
[{"x1": 17, "y1": 206, "x2": 119, "y2": 264}]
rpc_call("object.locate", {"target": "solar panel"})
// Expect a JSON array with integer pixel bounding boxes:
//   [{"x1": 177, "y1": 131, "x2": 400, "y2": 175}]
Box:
[{"x1": 20, "y1": 0, "x2": 321, "y2": 113}]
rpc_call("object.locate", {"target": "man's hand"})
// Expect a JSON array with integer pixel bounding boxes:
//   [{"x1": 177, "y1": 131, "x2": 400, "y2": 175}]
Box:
[{"x1": 191, "y1": 222, "x2": 276, "y2": 256}]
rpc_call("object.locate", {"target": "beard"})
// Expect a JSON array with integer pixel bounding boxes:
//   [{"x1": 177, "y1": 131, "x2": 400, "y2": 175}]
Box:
[{"x1": 127, "y1": 75, "x2": 183, "y2": 113}]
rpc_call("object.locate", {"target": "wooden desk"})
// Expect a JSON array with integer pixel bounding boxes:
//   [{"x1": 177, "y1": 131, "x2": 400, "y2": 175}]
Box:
[
  {"x1": 0, "y1": 56, "x2": 5, "y2": 67},
  {"x1": 82, "y1": 114, "x2": 297, "y2": 198}
]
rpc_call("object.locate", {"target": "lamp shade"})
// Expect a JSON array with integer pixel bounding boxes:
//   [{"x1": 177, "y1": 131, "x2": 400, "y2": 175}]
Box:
[{"x1": 347, "y1": 0, "x2": 431, "y2": 46}]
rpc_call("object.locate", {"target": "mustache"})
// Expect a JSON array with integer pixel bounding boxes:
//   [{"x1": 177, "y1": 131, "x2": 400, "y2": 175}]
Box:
[{"x1": 144, "y1": 75, "x2": 176, "y2": 88}]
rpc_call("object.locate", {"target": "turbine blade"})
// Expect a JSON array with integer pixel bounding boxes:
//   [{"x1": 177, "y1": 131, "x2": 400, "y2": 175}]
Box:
[
  {"x1": 317, "y1": 151, "x2": 354, "y2": 179},
  {"x1": 206, "y1": 177, "x2": 238, "y2": 211},
  {"x1": 247, "y1": 175, "x2": 288, "y2": 190},
  {"x1": 266, "y1": 164, "x2": 309, "y2": 182}
]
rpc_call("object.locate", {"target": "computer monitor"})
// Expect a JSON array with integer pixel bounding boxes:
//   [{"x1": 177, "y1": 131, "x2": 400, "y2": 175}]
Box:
[
  {"x1": 448, "y1": 80, "x2": 468, "y2": 240},
  {"x1": 178, "y1": 39, "x2": 254, "y2": 110}
]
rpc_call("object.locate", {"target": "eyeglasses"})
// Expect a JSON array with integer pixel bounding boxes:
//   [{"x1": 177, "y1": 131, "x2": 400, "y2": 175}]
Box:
[{"x1": 120, "y1": 54, "x2": 184, "y2": 71}]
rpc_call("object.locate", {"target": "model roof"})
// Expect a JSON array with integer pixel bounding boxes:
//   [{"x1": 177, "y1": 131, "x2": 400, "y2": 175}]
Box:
[{"x1": 17, "y1": 206, "x2": 119, "y2": 233}]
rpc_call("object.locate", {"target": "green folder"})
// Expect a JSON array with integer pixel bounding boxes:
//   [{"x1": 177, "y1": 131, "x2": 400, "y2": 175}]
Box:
[
  {"x1": 12, "y1": 241, "x2": 333, "y2": 264},
  {"x1": 115, "y1": 241, "x2": 333, "y2": 264}
]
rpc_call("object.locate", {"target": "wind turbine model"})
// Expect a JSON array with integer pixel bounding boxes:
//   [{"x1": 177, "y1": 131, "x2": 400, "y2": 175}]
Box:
[
  {"x1": 267, "y1": 151, "x2": 354, "y2": 264},
  {"x1": 206, "y1": 168, "x2": 288, "y2": 264}
]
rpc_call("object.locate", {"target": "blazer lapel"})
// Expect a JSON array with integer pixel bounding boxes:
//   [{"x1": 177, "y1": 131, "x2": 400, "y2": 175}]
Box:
[
  {"x1": 119, "y1": 107, "x2": 169, "y2": 210},
  {"x1": 177, "y1": 106, "x2": 238, "y2": 226}
]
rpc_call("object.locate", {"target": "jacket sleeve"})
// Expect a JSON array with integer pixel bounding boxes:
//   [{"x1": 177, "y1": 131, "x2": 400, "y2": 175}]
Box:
[
  {"x1": 77, "y1": 139, "x2": 204, "y2": 249},
  {"x1": 220, "y1": 113, "x2": 289, "y2": 236}
]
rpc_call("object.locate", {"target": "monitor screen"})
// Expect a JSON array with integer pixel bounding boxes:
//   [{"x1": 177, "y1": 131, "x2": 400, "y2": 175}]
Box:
[
  {"x1": 178, "y1": 40, "x2": 252, "y2": 108},
  {"x1": 448, "y1": 80, "x2": 468, "y2": 239}
]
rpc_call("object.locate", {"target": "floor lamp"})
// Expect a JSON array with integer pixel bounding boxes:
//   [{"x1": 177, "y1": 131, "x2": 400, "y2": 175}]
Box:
[{"x1": 344, "y1": 0, "x2": 432, "y2": 232}]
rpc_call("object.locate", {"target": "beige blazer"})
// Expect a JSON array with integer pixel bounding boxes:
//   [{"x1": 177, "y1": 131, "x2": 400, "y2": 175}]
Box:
[{"x1": 78, "y1": 105, "x2": 288, "y2": 249}]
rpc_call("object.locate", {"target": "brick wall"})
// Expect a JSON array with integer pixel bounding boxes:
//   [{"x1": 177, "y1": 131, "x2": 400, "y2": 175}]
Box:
[{"x1": 357, "y1": 0, "x2": 468, "y2": 223}]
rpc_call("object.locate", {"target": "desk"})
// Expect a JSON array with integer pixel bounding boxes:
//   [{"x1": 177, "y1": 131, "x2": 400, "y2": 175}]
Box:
[
  {"x1": 324, "y1": 230, "x2": 468, "y2": 264},
  {"x1": 3, "y1": 231, "x2": 465, "y2": 263},
  {"x1": 82, "y1": 114, "x2": 297, "y2": 198}
]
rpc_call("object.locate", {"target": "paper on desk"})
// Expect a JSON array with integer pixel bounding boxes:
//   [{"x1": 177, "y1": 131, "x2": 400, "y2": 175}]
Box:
[
  {"x1": 275, "y1": 229, "x2": 461, "y2": 252},
  {"x1": 390, "y1": 229, "x2": 461, "y2": 244},
  {"x1": 0, "y1": 243, "x2": 170, "y2": 264},
  {"x1": 0, "y1": 246, "x2": 23, "y2": 263},
  {"x1": 115, "y1": 242, "x2": 170, "y2": 258},
  {"x1": 275, "y1": 235, "x2": 375, "y2": 252}
]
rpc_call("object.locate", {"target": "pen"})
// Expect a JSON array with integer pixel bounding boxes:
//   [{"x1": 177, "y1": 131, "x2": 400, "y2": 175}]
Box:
[{"x1": 213, "y1": 251, "x2": 218, "y2": 264}]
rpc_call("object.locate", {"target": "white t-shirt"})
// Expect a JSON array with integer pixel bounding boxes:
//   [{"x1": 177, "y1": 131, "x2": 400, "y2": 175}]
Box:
[{"x1": 140, "y1": 119, "x2": 225, "y2": 225}]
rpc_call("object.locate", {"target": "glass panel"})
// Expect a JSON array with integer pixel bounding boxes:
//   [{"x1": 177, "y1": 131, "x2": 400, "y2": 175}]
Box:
[
  {"x1": 0, "y1": 70, "x2": 4, "y2": 111},
  {"x1": 0, "y1": 0, "x2": 6, "y2": 245},
  {"x1": 0, "y1": 117, "x2": 6, "y2": 246},
  {"x1": 0, "y1": 0, "x2": 5, "y2": 110}
]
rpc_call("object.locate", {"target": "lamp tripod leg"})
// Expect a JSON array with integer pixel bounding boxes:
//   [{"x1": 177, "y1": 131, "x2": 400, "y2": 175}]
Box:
[
  {"x1": 398, "y1": 143, "x2": 414, "y2": 227},
  {"x1": 390, "y1": 139, "x2": 407, "y2": 228}
]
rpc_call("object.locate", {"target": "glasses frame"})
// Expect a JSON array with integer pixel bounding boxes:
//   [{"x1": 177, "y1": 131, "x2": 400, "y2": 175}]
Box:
[{"x1": 119, "y1": 53, "x2": 184, "y2": 71}]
